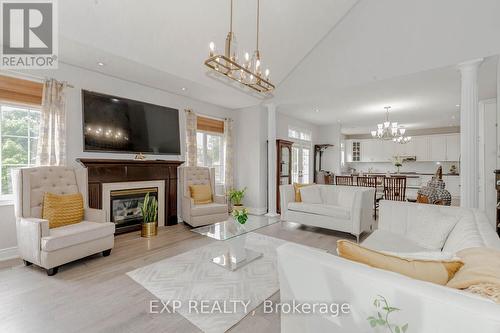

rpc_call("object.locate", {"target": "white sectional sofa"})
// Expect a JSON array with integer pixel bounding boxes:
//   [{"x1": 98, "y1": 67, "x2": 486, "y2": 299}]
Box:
[
  {"x1": 280, "y1": 184, "x2": 375, "y2": 242},
  {"x1": 277, "y1": 201, "x2": 500, "y2": 333}
]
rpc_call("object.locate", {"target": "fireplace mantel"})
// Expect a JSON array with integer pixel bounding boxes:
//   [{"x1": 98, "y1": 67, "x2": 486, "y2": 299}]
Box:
[{"x1": 77, "y1": 158, "x2": 184, "y2": 227}]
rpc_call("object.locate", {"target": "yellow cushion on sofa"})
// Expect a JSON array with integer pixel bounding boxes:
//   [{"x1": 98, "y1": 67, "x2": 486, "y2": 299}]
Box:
[
  {"x1": 42, "y1": 192, "x2": 84, "y2": 229},
  {"x1": 447, "y1": 247, "x2": 500, "y2": 289},
  {"x1": 337, "y1": 240, "x2": 463, "y2": 285},
  {"x1": 189, "y1": 184, "x2": 213, "y2": 204},
  {"x1": 293, "y1": 183, "x2": 313, "y2": 202}
]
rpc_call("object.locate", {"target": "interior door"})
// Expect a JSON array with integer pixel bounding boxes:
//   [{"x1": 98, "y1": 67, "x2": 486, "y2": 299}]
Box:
[{"x1": 292, "y1": 145, "x2": 311, "y2": 184}]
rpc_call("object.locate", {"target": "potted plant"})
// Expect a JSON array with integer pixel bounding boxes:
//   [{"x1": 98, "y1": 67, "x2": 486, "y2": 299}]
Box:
[
  {"x1": 140, "y1": 192, "x2": 158, "y2": 238},
  {"x1": 228, "y1": 187, "x2": 247, "y2": 212},
  {"x1": 393, "y1": 155, "x2": 403, "y2": 174},
  {"x1": 232, "y1": 208, "x2": 249, "y2": 225}
]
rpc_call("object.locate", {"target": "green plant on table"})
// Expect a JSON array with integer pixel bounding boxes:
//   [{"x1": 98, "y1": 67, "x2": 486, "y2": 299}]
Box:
[
  {"x1": 232, "y1": 208, "x2": 249, "y2": 224},
  {"x1": 140, "y1": 192, "x2": 158, "y2": 224},
  {"x1": 228, "y1": 187, "x2": 247, "y2": 206},
  {"x1": 367, "y1": 295, "x2": 408, "y2": 333}
]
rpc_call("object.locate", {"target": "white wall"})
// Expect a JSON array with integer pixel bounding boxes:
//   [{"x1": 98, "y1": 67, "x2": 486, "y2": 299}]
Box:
[
  {"x1": 0, "y1": 63, "x2": 236, "y2": 257},
  {"x1": 234, "y1": 106, "x2": 268, "y2": 214},
  {"x1": 317, "y1": 124, "x2": 343, "y2": 176}
]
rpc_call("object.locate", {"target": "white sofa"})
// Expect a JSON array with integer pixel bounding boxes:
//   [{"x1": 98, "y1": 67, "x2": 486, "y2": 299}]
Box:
[
  {"x1": 12, "y1": 166, "x2": 115, "y2": 276},
  {"x1": 280, "y1": 184, "x2": 375, "y2": 242},
  {"x1": 277, "y1": 201, "x2": 500, "y2": 332}
]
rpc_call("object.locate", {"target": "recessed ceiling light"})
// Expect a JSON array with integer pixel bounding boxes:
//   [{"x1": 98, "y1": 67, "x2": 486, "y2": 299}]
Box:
[
  {"x1": 315, "y1": 109, "x2": 319, "y2": 113},
  {"x1": 97, "y1": 62, "x2": 105, "y2": 66},
  {"x1": 455, "y1": 104, "x2": 460, "y2": 107},
  {"x1": 181, "y1": 87, "x2": 187, "y2": 91}
]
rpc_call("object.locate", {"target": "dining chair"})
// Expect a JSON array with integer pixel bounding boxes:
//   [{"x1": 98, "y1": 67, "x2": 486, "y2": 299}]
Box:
[
  {"x1": 383, "y1": 176, "x2": 407, "y2": 201},
  {"x1": 336, "y1": 175, "x2": 353, "y2": 186},
  {"x1": 357, "y1": 176, "x2": 381, "y2": 218}
]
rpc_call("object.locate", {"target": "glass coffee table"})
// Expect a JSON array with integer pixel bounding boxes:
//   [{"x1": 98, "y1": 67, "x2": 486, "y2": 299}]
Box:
[{"x1": 192, "y1": 215, "x2": 280, "y2": 271}]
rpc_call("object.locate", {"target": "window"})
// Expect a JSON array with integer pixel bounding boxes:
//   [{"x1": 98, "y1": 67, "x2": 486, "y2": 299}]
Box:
[
  {"x1": 0, "y1": 103, "x2": 41, "y2": 197},
  {"x1": 288, "y1": 127, "x2": 311, "y2": 142},
  {"x1": 196, "y1": 131, "x2": 225, "y2": 184}
]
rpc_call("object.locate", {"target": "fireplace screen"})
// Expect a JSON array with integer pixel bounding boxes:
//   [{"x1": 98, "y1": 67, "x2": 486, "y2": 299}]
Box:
[{"x1": 110, "y1": 187, "x2": 158, "y2": 231}]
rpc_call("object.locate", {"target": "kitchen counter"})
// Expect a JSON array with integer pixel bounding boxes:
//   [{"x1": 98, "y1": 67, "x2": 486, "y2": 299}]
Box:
[{"x1": 343, "y1": 172, "x2": 459, "y2": 177}]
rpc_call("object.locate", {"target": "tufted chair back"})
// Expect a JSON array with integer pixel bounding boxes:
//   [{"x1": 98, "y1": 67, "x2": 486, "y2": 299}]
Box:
[
  {"x1": 12, "y1": 166, "x2": 88, "y2": 219},
  {"x1": 180, "y1": 166, "x2": 215, "y2": 199}
]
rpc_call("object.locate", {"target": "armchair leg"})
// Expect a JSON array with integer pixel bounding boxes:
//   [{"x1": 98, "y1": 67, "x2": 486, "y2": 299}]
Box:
[
  {"x1": 102, "y1": 249, "x2": 112, "y2": 257},
  {"x1": 23, "y1": 260, "x2": 32, "y2": 266},
  {"x1": 46, "y1": 267, "x2": 59, "y2": 276}
]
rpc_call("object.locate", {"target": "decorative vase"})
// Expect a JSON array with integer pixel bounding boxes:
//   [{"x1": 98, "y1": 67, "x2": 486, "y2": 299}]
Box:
[
  {"x1": 141, "y1": 221, "x2": 158, "y2": 238},
  {"x1": 232, "y1": 204, "x2": 245, "y2": 213}
]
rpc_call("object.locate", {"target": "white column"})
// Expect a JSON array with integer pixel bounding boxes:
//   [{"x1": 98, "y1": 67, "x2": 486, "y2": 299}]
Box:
[
  {"x1": 265, "y1": 104, "x2": 279, "y2": 217},
  {"x1": 458, "y1": 58, "x2": 483, "y2": 208}
]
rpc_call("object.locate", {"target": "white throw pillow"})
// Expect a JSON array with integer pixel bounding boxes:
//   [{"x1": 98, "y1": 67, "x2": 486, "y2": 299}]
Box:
[
  {"x1": 406, "y1": 207, "x2": 458, "y2": 250},
  {"x1": 300, "y1": 186, "x2": 323, "y2": 204}
]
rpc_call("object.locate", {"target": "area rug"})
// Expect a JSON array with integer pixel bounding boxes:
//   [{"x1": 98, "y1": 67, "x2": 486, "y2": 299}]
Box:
[{"x1": 126, "y1": 232, "x2": 287, "y2": 333}]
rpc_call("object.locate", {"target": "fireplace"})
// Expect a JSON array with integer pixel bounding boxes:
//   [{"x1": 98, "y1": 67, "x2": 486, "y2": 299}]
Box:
[
  {"x1": 101, "y1": 180, "x2": 166, "y2": 235},
  {"x1": 110, "y1": 187, "x2": 158, "y2": 234}
]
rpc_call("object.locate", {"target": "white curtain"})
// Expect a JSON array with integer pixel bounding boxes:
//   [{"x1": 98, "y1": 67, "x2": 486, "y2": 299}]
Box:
[
  {"x1": 36, "y1": 79, "x2": 66, "y2": 166},
  {"x1": 224, "y1": 117, "x2": 234, "y2": 191},
  {"x1": 185, "y1": 109, "x2": 197, "y2": 166}
]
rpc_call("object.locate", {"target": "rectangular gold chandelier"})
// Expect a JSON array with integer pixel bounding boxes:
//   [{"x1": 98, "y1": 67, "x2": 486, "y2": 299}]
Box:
[
  {"x1": 204, "y1": 0, "x2": 275, "y2": 94},
  {"x1": 204, "y1": 55, "x2": 275, "y2": 93}
]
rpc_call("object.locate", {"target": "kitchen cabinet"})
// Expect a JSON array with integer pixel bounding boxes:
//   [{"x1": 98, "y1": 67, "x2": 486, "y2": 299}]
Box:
[
  {"x1": 445, "y1": 134, "x2": 460, "y2": 161},
  {"x1": 429, "y1": 135, "x2": 447, "y2": 161},
  {"x1": 413, "y1": 136, "x2": 429, "y2": 161},
  {"x1": 444, "y1": 176, "x2": 460, "y2": 198},
  {"x1": 346, "y1": 133, "x2": 459, "y2": 163}
]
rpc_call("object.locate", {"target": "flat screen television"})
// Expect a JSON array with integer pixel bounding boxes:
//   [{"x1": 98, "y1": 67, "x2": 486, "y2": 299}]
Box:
[{"x1": 82, "y1": 90, "x2": 181, "y2": 155}]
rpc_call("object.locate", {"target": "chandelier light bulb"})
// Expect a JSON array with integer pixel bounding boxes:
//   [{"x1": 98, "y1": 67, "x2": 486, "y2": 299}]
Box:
[
  {"x1": 209, "y1": 42, "x2": 215, "y2": 56},
  {"x1": 383, "y1": 121, "x2": 390, "y2": 128},
  {"x1": 371, "y1": 131, "x2": 377, "y2": 137},
  {"x1": 400, "y1": 128, "x2": 406, "y2": 135},
  {"x1": 264, "y1": 68, "x2": 270, "y2": 79}
]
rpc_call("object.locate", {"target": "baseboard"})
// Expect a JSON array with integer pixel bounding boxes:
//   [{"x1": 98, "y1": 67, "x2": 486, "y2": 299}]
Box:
[
  {"x1": 247, "y1": 207, "x2": 267, "y2": 215},
  {"x1": 0, "y1": 246, "x2": 18, "y2": 261}
]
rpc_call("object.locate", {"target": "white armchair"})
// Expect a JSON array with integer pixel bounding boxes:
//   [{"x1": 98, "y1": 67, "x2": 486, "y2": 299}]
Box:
[
  {"x1": 12, "y1": 166, "x2": 115, "y2": 276},
  {"x1": 180, "y1": 167, "x2": 228, "y2": 227}
]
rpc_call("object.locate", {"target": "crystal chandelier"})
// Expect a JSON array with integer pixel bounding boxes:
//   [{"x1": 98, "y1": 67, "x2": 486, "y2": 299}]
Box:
[
  {"x1": 204, "y1": 0, "x2": 274, "y2": 94},
  {"x1": 370, "y1": 106, "x2": 410, "y2": 144}
]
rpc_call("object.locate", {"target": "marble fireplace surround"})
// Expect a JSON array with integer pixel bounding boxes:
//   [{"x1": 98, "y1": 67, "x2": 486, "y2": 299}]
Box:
[{"x1": 102, "y1": 180, "x2": 166, "y2": 228}]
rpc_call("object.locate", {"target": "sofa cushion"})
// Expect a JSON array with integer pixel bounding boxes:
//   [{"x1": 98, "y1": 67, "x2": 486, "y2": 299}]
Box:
[
  {"x1": 337, "y1": 188, "x2": 356, "y2": 208},
  {"x1": 337, "y1": 240, "x2": 463, "y2": 285},
  {"x1": 288, "y1": 202, "x2": 350, "y2": 219},
  {"x1": 293, "y1": 183, "x2": 313, "y2": 202},
  {"x1": 191, "y1": 202, "x2": 227, "y2": 217},
  {"x1": 189, "y1": 184, "x2": 213, "y2": 204},
  {"x1": 42, "y1": 192, "x2": 84, "y2": 229},
  {"x1": 362, "y1": 229, "x2": 428, "y2": 252},
  {"x1": 447, "y1": 247, "x2": 500, "y2": 289},
  {"x1": 299, "y1": 185, "x2": 322, "y2": 204},
  {"x1": 443, "y1": 214, "x2": 485, "y2": 253},
  {"x1": 406, "y1": 206, "x2": 458, "y2": 250},
  {"x1": 41, "y1": 221, "x2": 115, "y2": 252}
]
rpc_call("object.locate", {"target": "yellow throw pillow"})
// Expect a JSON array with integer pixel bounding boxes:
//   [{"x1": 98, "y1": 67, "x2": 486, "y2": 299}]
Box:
[
  {"x1": 447, "y1": 247, "x2": 500, "y2": 289},
  {"x1": 337, "y1": 240, "x2": 463, "y2": 285},
  {"x1": 189, "y1": 184, "x2": 213, "y2": 204},
  {"x1": 293, "y1": 183, "x2": 313, "y2": 202},
  {"x1": 42, "y1": 192, "x2": 84, "y2": 229}
]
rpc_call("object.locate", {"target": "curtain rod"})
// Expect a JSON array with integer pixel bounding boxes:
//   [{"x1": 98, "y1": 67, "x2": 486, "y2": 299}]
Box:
[{"x1": 0, "y1": 69, "x2": 74, "y2": 88}]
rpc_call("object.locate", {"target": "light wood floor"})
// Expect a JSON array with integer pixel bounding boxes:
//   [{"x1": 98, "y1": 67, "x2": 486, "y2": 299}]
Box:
[{"x1": 0, "y1": 219, "x2": 363, "y2": 333}]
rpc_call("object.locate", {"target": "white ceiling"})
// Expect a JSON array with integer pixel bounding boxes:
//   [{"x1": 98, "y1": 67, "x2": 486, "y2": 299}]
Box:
[
  {"x1": 271, "y1": 0, "x2": 500, "y2": 133},
  {"x1": 58, "y1": 0, "x2": 358, "y2": 109},
  {"x1": 278, "y1": 56, "x2": 498, "y2": 135}
]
